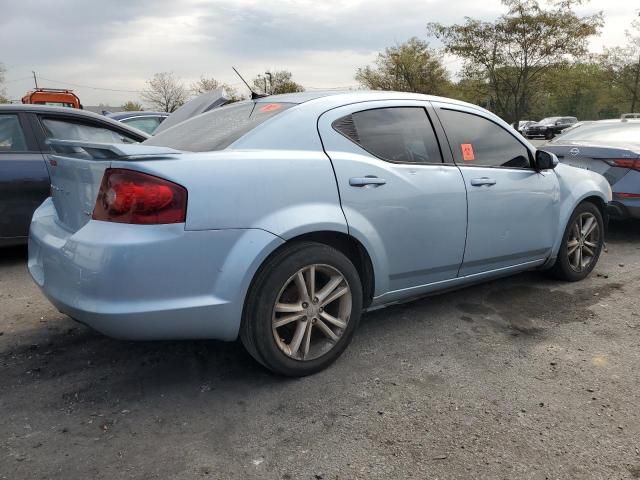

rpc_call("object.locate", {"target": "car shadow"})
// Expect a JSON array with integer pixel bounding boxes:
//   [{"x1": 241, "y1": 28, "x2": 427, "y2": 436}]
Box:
[
  {"x1": 2, "y1": 270, "x2": 624, "y2": 414},
  {"x1": 0, "y1": 244, "x2": 28, "y2": 267},
  {"x1": 1, "y1": 223, "x2": 634, "y2": 410},
  {"x1": 607, "y1": 218, "x2": 640, "y2": 243}
]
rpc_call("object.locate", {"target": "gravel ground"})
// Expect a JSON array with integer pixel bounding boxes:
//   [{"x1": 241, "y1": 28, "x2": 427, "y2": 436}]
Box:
[{"x1": 1, "y1": 220, "x2": 639, "y2": 480}]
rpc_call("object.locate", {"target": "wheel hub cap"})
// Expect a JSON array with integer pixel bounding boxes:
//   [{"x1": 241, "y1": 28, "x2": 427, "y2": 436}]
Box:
[
  {"x1": 567, "y1": 212, "x2": 600, "y2": 272},
  {"x1": 272, "y1": 264, "x2": 352, "y2": 361}
]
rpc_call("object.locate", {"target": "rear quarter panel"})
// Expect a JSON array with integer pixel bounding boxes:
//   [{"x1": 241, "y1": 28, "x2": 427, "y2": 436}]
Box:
[{"x1": 109, "y1": 150, "x2": 347, "y2": 238}]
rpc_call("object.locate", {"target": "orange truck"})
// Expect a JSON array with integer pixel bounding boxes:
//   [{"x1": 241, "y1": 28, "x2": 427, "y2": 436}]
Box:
[{"x1": 21, "y1": 88, "x2": 82, "y2": 109}]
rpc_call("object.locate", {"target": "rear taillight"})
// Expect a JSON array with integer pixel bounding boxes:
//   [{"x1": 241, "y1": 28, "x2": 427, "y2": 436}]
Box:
[
  {"x1": 604, "y1": 159, "x2": 640, "y2": 171},
  {"x1": 92, "y1": 168, "x2": 187, "y2": 224}
]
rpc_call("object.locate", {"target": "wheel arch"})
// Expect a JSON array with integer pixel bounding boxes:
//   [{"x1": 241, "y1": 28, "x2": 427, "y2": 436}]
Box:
[
  {"x1": 580, "y1": 194, "x2": 606, "y2": 215},
  {"x1": 246, "y1": 230, "x2": 376, "y2": 311},
  {"x1": 551, "y1": 189, "x2": 609, "y2": 259}
]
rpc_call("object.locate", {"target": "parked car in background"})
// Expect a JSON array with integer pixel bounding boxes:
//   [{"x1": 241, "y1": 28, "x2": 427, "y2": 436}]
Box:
[
  {"x1": 0, "y1": 105, "x2": 149, "y2": 246},
  {"x1": 524, "y1": 116, "x2": 578, "y2": 140},
  {"x1": 516, "y1": 120, "x2": 535, "y2": 134},
  {"x1": 543, "y1": 119, "x2": 640, "y2": 220},
  {"x1": 106, "y1": 111, "x2": 169, "y2": 135},
  {"x1": 29, "y1": 91, "x2": 611, "y2": 376},
  {"x1": 152, "y1": 87, "x2": 230, "y2": 134}
]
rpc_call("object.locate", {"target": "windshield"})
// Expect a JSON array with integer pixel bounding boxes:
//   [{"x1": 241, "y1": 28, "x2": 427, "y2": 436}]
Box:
[
  {"x1": 552, "y1": 122, "x2": 640, "y2": 144},
  {"x1": 35, "y1": 101, "x2": 75, "y2": 108},
  {"x1": 539, "y1": 117, "x2": 560, "y2": 125},
  {"x1": 144, "y1": 101, "x2": 294, "y2": 151}
]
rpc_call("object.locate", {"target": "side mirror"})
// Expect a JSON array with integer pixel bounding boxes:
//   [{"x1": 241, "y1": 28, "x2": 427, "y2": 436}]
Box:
[{"x1": 535, "y1": 150, "x2": 558, "y2": 170}]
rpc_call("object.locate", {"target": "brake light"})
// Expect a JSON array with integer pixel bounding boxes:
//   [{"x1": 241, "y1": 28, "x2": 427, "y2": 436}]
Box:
[
  {"x1": 605, "y1": 159, "x2": 640, "y2": 171},
  {"x1": 92, "y1": 168, "x2": 187, "y2": 224},
  {"x1": 615, "y1": 192, "x2": 640, "y2": 198}
]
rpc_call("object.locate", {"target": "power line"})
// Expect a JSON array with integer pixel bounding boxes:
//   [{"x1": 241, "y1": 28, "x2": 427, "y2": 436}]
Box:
[{"x1": 36, "y1": 76, "x2": 144, "y2": 93}]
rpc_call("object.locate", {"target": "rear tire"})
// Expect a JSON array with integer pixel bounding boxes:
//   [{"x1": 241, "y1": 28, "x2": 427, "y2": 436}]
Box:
[
  {"x1": 550, "y1": 202, "x2": 604, "y2": 282},
  {"x1": 240, "y1": 242, "x2": 363, "y2": 376}
]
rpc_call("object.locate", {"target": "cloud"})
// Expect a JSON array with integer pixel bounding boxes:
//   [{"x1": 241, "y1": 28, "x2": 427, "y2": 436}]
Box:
[{"x1": 0, "y1": 0, "x2": 634, "y2": 106}]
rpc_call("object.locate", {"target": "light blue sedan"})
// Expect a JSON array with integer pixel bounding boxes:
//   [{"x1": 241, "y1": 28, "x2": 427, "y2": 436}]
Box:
[{"x1": 28, "y1": 91, "x2": 612, "y2": 376}]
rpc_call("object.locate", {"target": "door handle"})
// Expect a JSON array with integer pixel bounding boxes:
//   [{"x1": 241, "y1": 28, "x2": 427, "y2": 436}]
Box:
[
  {"x1": 349, "y1": 176, "x2": 386, "y2": 187},
  {"x1": 470, "y1": 177, "x2": 496, "y2": 187}
]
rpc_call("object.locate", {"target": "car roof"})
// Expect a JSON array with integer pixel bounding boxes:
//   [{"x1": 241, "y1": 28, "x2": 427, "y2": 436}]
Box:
[
  {"x1": 253, "y1": 89, "x2": 480, "y2": 109},
  {"x1": 107, "y1": 111, "x2": 169, "y2": 120},
  {"x1": 0, "y1": 104, "x2": 151, "y2": 139}
]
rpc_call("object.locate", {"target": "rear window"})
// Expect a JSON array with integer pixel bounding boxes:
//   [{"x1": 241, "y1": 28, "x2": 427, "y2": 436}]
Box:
[
  {"x1": 553, "y1": 122, "x2": 640, "y2": 143},
  {"x1": 144, "y1": 101, "x2": 294, "y2": 152}
]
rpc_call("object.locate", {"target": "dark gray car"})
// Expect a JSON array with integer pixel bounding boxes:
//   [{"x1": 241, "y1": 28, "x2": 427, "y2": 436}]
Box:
[
  {"x1": 543, "y1": 120, "x2": 640, "y2": 219},
  {"x1": 0, "y1": 105, "x2": 149, "y2": 246},
  {"x1": 524, "y1": 116, "x2": 578, "y2": 140}
]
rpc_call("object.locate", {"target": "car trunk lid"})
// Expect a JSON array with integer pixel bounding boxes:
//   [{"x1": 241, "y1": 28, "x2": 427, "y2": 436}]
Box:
[
  {"x1": 542, "y1": 142, "x2": 640, "y2": 183},
  {"x1": 45, "y1": 140, "x2": 181, "y2": 232}
]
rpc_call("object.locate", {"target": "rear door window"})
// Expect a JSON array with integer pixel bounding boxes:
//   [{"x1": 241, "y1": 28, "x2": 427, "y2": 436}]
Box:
[
  {"x1": 144, "y1": 101, "x2": 294, "y2": 152},
  {"x1": 437, "y1": 109, "x2": 531, "y2": 169},
  {"x1": 0, "y1": 114, "x2": 28, "y2": 152},
  {"x1": 332, "y1": 107, "x2": 442, "y2": 164}
]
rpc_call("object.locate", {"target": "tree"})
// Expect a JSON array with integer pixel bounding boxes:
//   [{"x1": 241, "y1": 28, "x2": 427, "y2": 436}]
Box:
[
  {"x1": 355, "y1": 37, "x2": 451, "y2": 95},
  {"x1": 600, "y1": 19, "x2": 640, "y2": 113},
  {"x1": 122, "y1": 100, "x2": 143, "y2": 111},
  {"x1": 252, "y1": 70, "x2": 304, "y2": 95},
  {"x1": 429, "y1": 0, "x2": 603, "y2": 124},
  {"x1": 0, "y1": 63, "x2": 8, "y2": 104},
  {"x1": 141, "y1": 72, "x2": 188, "y2": 113},
  {"x1": 190, "y1": 76, "x2": 242, "y2": 101},
  {"x1": 528, "y1": 61, "x2": 621, "y2": 119}
]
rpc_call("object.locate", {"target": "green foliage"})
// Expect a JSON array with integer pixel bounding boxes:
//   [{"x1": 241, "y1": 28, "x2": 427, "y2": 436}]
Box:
[
  {"x1": 429, "y1": 0, "x2": 603, "y2": 123},
  {"x1": 599, "y1": 19, "x2": 640, "y2": 113},
  {"x1": 355, "y1": 37, "x2": 451, "y2": 95},
  {"x1": 252, "y1": 70, "x2": 304, "y2": 95},
  {"x1": 121, "y1": 100, "x2": 143, "y2": 111}
]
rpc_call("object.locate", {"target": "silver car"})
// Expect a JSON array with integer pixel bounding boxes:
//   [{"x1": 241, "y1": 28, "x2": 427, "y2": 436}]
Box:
[
  {"x1": 28, "y1": 91, "x2": 611, "y2": 376},
  {"x1": 544, "y1": 119, "x2": 640, "y2": 219}
]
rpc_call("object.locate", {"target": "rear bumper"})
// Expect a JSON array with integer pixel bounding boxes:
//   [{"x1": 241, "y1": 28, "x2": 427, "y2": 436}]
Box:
[{"x1": 28, "y1": 198, "x2": 283, "y2": 340}]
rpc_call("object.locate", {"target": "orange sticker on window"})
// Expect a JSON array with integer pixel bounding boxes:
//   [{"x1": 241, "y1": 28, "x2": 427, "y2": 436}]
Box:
[
  {"x1": 259, "y1": 103, "x2": 282, "y2": 113},
  {"x1": 461, "y1": 143, "x2": 475, "y2": 161}
]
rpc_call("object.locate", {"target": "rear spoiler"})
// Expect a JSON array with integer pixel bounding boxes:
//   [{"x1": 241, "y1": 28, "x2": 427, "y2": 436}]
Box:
[{"x1": 46, "y1": 139, "x2": 182, "y2": 159}]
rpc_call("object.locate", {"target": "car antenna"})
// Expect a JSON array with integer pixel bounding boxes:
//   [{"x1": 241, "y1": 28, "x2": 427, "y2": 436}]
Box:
[{"x1": 232, "y1": 66, "x2": 268, "y2": 100}]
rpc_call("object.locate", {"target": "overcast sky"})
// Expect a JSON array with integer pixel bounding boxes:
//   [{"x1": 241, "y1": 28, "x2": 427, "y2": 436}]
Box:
[{"x1": 0, "y1": 0, "x2": 635, "y2": 106}]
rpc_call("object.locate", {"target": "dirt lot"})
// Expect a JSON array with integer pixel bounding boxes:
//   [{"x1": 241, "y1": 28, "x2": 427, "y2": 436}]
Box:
[{"x1": 1, "y1": 221, "x2": 639, "y2": 480}]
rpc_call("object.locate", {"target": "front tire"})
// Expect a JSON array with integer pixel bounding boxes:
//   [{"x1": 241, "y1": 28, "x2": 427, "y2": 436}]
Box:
[
  {"x1": 240, "y1": 242, "x2": 363, "y2": 376},
  {"x1": 550, "y1": 202, "x2": 604, "y2": 281}
]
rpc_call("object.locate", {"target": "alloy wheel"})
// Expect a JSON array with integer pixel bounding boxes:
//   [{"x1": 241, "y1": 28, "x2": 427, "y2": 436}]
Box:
[
  {"x1": 567, "y1": 212, "x2": 600, "y2": 272},
  {"x1": 272, "y1": 264, "x2": 352, "y2": 361}
]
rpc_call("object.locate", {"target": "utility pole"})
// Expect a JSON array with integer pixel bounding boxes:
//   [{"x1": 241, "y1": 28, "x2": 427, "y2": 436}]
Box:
[
  {"x1": 632, "y1": 10, "x2": 640, "y2": 112},
  {"x1": 32, "y1": 71, "x2": 38, "y2": 88},
  {"x1": 265, "y1": 72, "x2": 272, "y2": 95},
  {"x1": 256, "y1": 74, "x2": 265, "y2": 95}
]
